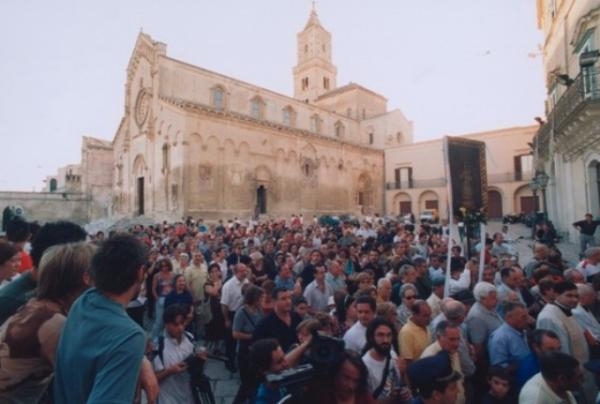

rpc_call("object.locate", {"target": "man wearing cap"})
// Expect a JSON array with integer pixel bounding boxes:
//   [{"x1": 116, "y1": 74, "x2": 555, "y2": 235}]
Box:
[{"x1": 418, "y1": 321, "x2": 465, "y2": 404}]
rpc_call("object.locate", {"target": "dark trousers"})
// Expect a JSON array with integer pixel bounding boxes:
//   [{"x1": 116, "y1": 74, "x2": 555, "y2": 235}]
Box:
[{"x1": 225, "y1": 311, "x2": 236, "y2": 367}]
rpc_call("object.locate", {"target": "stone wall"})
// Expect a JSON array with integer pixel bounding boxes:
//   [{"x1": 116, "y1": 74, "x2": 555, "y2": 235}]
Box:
[{"x1": 0, "y1": 191, "x2": 91, "y2": 228}]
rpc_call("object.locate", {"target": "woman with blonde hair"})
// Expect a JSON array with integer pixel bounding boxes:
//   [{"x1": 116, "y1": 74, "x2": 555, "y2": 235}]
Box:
[{"x1": 0, "y1": 242, "x2": 95, "y2": 403}]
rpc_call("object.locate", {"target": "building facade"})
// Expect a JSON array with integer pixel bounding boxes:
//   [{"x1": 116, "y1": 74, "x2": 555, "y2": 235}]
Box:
[
  {"x1": 535, "y1": 0, "x2": 600, "y2": 241},
  {"x1": 385, "y1": 126, "x2": 538, "y2": 221},
  {"x1": 109, "y1": 8, "x2": 412, "y2": 221}
]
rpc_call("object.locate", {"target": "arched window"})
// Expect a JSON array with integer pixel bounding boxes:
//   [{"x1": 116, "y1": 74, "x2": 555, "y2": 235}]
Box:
[
  {"x1": 162, "y1": 144, "x2": 170, "y2": 173},
  {"x1": 211, "y1": 85, "x2": 225, "y2": 111},
  {"x1": 49, "y1": 178, "x2": 57, "y2": 192},
  {"x1": 310, "y1": 114, "x2": 321, "y2": 134},
  {"x1": 282, "y1": 106, "x2": 296, "y2": 127},
  {"x1": 250, "y1": 96, "x2": 264, "y2": 120},
  {"x1": 335, "y1": 121, "x2": 345, "y2": 138}
]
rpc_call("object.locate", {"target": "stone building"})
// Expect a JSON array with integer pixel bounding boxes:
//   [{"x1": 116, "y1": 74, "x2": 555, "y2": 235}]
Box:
[
  {"x1": 534, "y1": 0, "x2": 600, "y2": 241},
  {"x1": 385, "y1": 125, "x2": 538, "y2": 221},
  {"x1": 109, "y1": 8, "x2": 412, "y2": 221}
]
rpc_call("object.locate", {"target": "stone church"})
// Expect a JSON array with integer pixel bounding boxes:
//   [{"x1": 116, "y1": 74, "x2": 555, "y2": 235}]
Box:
[{"x1": 105, "y1": 7, "x2": 413, "y2": 221}]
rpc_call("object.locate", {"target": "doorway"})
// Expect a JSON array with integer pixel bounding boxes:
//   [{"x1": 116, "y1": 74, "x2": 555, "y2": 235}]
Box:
[
  {"x1": 487, "y1": 190, "x2": 503, "y2": 219},
  {"x1": 137, "y1": 177, "x2": 145, "y2": 216},
  {"x1": 257, "y1": 185, "x2": 266, "y2": 214}
]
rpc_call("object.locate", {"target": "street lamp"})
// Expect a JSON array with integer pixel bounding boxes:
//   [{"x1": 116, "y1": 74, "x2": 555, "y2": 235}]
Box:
[
  {"x1": 535, "y1": 170, "x2": 549, "y2": 216},
  {"x1": 528, "y1": 178, "x2": 540, "y2": 213}
]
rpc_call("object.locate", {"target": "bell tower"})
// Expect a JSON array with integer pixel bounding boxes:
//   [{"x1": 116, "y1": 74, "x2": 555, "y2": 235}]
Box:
[{"x1": 293, "y1": 5, "x2": 337, "y2": 103}]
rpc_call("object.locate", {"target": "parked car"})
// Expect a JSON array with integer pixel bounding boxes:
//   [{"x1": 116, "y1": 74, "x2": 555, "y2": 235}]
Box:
[{"x1": 419, "y1": 210, "x2": 439, "y2": 224}]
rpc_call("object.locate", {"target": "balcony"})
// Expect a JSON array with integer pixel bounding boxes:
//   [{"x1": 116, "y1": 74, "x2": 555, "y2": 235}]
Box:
[
  {"x1": 535, "y1": 67, "x2": 600, "y2": 161},
  {"x1": 386, "y1": 178, "x2": 446, "y2": 190}
]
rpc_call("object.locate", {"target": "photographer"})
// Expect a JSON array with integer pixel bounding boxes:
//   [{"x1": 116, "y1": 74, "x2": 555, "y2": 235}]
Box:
[
  {"x1": 249, "y1": 336, "x2": 312, "y2": 403},
  {"x1": 153, "y1": 304, "x2": 207, "y2": 404}
]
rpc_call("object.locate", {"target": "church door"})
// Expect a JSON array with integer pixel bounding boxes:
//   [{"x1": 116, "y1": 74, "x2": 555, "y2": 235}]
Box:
[
  {"x1": 137, "y1": 177, "x2": 145, "y2": 216},
  {"x1": 257, "y1": 186, "x2": 267, "y2": 214}
]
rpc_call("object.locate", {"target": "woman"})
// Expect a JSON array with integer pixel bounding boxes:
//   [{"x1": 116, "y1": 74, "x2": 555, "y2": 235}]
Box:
[
  {"x1": 204, "y1": 262, "x2": 225, "y2": 353},
  {"x1": 0, "y1": 241, "x2": 20, "y2": 285},
  {"x1": 0, "y1": 242, "x2": 94, "y2": 403},
  {"x1": 231, "y1": 285, "x2": 264, "y2": 404},
  {"x1": 151, "y1": 258, "x2": 175, "y2": 340},
  {"x1": 396, "y1": 283, "x2": 418, "y2": 327},
  {"x1": 164, "y1": 274, "x2": 194, "y2": 326}
]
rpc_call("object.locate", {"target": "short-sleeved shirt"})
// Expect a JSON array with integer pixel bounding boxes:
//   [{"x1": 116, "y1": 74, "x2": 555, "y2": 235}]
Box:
[
  {"x1": 165, "y1": 290, "x2": 194, "y2": 312},
  {"x1": 152, "y1": 332, "x2": 195, "y2": 404},
  {"x1": 399, "y1": 319, "x2": 431, "y2": 360},
  {"x1": 362, "y1": 350, "x2": 404, "y2": 400},
  {"x1": 233, "y1": 307, "x2": 263, "y2": 354},
  {"x1": 53, "y1": 288, "x2": 146, "y2": 404},
  {"x1": 343, "y1": 321, "x2": 368, "y2": 353},
  {"x1": 220, "y1": 276, "x2": 248, "y2": 312},
  {"x1": 303, "y1": 280, "x2": 333, "y2": 313},
  {"x1": 184, "y1": 264, "x2": 208, "y2": 301},
  {"x1": 519, "y1": 373, "x2": 577, "y2": 403}
]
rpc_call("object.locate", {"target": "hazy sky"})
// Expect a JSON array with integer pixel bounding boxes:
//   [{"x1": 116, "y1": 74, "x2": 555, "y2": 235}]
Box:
[{"x1": 0, "y1": 1, "x2": 546, "y2": 191}]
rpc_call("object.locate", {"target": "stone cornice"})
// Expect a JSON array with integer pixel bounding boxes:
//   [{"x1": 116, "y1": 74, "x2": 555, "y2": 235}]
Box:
[{"x1": 158, "y1": 95, "x2": 384, "y2": 157}]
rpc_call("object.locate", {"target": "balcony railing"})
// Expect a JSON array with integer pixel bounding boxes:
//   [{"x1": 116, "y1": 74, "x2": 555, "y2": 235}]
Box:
[
  {"x1": 386, "y1": 178, "x2": 446, "y2": 190},
  {"x1": 535, "y1": 67, "x2": 600, "y2": 157}
]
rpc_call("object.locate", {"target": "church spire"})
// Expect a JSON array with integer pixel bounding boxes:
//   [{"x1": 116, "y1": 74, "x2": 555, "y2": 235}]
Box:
[{"x1": 293, "y1": 5, "x2": 337, "y2": 102}]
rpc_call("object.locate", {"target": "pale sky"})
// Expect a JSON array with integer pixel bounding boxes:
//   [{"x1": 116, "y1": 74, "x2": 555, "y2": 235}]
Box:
[{"x1": 0, "y1": 0, "x2": 546, "y2": 191}]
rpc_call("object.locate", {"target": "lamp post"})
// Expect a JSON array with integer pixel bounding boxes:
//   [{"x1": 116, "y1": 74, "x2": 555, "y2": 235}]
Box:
[
  {"x1": 535, "y1": 170, "x2": 550, "y2": 218},
  {"x1": 528, "y1": 178, "x2": 540, "y2": 213}
]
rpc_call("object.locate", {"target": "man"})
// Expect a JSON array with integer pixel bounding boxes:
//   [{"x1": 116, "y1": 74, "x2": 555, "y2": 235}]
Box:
[
  {"x1": 577, "y1": 247, "x2": 600, "y2": 281},
  {"x1": 303, "y1": 263, "x2": 334, "y2": 314},
  {"x1": 253, "y1": 287, "x2": 302, "y2": 352},
  {"x1": 399, "y1": 299, "x2": 432, "y2": 366},
  {"x1": 519, "y1": 351, "x2": 582, "y2": 404},
  {"x1": 211, "y1": 246, "x2": 229, "y2": 280},
  {"x1": 573, "y1": 283, "x2": 600, "y2": 349},
  {"x1": 153, "y1": 304, "x2": 207, "y2": 404},
  {"x1": 363, "y1": 249, "x2": 385, "y2": 280},
  {"x1": 325, "y1": 259, "x2": 347, "y2": 293},
  {"x1": 488, "y1": 301, "x2": 531, "y2": 371},
  {"x1": 407, "y1": 352, "x2": 461, "y2": 404},
  {"x1": 528, "y1": 278, "x2": 555, "y2": 319},
  {"x1": 221, "y1": 263, "x2": 249, "y2": 371},
  {"x1": 412, "y1": 256, "x2": 432, "y2": 299},
  {"x1": 362, "y1": 317, "x2": 411, "y2": 403},
  {"x1": 185, "y1": 250, "x2": 208, "y2": 333},
  {"x1": 0, "y1": 220, "x2": 87, "y2": 324},
  {"x1": 426, "y1": 276, "x2": 445, "y2": 318},
  {"x1": 465, "y1": 282, "x2": 502, "y2": 367},
  {"x1": 537, "y1": 281, "x2": 596, "y2": 403},
  {"x1": 524, "y1": 243, "x2": 551, "y2": 279},
  {"x1": 53, "y1": 234, "x2": 158, "y2": 403},
  {"x1": 515, "y1": 329, "x2": 561, "y2": 390},
  {"x1": 490, "y1": 232, "x2": 510, "y2": 258},
  {"x1": 420, "y1": 321, "x2": 465, "y2": 404},
  {"x1": 343, "y1": 295, "x2": 376, "y2": 353},
  {"x1": 574, "y1": 213, "x2": 600, "y2": 257},
  {"x1": 376, "y1": 277, "x2": 392, "y2": 304},
  {"x1": 391, "y1": 264, "x2": 419, "y2": 306},
  {"x1": 250, "y1": 336, "x2": 312, "y2": 403},
  {"x1": 428, "y1": 255, "x2": 444, "y2": 281},
  {"x1": 496, "y1": 266, "x2": 525, "y2": 312}
]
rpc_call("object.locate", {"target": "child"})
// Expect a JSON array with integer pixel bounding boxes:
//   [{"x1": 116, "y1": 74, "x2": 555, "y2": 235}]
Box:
[{"x1": 482, "y1": 366, "x2": 514, "y2": 404}]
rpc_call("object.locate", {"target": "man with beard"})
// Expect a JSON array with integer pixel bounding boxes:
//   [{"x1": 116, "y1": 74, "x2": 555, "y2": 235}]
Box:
[
  {"x1": 362, "y1": 317, "x2": 412, "y2": 403},
  {"x1": 53, "y1": 234, "x2": 158, "y2": 404}
]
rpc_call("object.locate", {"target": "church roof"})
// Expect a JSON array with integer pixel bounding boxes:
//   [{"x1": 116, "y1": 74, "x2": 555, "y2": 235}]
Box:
[{"x1": 315, "y1": 82, "x2": 388, "y2": 102}]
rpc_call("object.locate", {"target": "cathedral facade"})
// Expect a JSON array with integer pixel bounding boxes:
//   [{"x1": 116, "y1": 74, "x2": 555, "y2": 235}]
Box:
[{"x1": 109, "y1": 8, "x2": 412, "y2": 221}]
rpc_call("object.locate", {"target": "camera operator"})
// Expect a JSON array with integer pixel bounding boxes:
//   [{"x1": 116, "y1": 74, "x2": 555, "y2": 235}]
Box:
[
  {"x1": 152, "y1": 304, "x2": 207, "y2": 404},
  {"x1": 249, "y1": 336, "x2": 312, "y2": 403},
  {"x1": 362, "y1": 317, "x2": 412, "y2": 403}
]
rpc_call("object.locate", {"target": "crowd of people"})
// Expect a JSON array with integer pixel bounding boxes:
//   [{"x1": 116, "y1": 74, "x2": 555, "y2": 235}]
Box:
[{"x1": 0, "y1": 213, "x2": 599, "y2": 403}]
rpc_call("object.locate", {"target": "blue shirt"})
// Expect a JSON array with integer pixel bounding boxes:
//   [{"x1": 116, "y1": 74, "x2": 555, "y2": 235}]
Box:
[
  {"x1": 514, "y1": 352, "x2": 539, "y2": 390},
  {"x1": 488, "y1": 323, "x2": 531, "y2": 369},
  {"x1": 53, "y1": 288, "x2": 146, "y2": 404},
  {"x1": 274, "y1": 275, "x2": 295, "y2": 290}
]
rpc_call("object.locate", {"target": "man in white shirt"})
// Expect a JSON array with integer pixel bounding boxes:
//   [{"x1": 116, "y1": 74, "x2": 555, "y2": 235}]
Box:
[
  {"x1": 303, "y1": 263, "x2": 334, "y2": 314},
  {"x1": 573, "y1": 283, "x2": 600, "y2": 345},
  {"x1": 519, "y1": 351, "x2": 581, "y2": 404},
  {"x1": 576, "y1": 247, "x2": 600, "y2": 281},
  {"x1": 343, "y1": 295, "x2": 376, "y2": 353},
  {"x1": 153, "y1": 304, "x2": 207, "y2": 404},
  {"x1": 220, "y1": 263, "x2": 249, "y2": 371}
]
